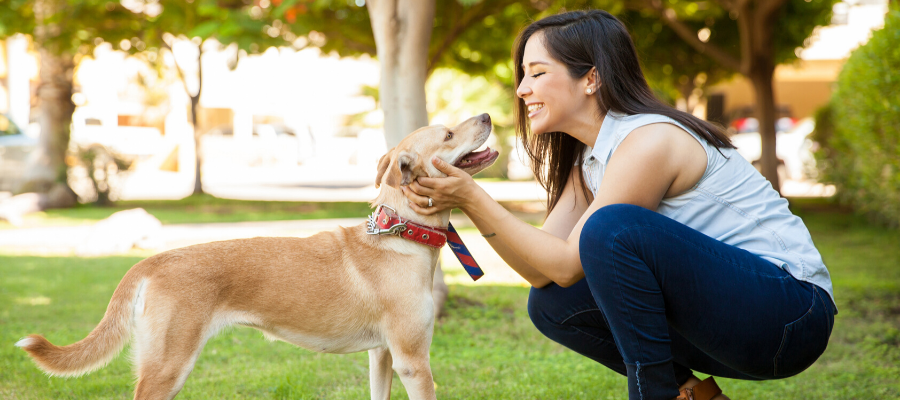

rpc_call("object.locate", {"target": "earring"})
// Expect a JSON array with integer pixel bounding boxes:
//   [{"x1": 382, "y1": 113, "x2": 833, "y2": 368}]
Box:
[{"x1": 586, "y1": 88, "x2": 593, "y2": 94}]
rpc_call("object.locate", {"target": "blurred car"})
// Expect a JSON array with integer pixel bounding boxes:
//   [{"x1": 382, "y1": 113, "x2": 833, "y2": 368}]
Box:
[
  {"x1": 729, "y1": 118, "x2": 817, "y2": 182},
  {"x1": 0, "y1": 114, "x2": 38, "y2": 192},
  {"x1": 729, "y1": 116, "x2": 798, "y2": 135},
  {"x1": 201, "y1": 123, "x2": 315, "y2": 167}
]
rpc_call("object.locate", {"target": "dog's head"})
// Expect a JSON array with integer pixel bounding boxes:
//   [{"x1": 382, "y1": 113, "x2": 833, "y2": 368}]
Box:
[{"x1": 375, "y1": 113, "x2": 499, "y2": 189}]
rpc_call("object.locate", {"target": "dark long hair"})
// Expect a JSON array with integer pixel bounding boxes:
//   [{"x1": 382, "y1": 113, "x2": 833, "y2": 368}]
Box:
[{"x1": 513, "y1": 10, "x2": 735, "y2": 214}]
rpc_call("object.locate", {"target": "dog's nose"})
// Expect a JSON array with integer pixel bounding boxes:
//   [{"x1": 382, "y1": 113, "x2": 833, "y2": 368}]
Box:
[{"x1": 478, "y1": 113, "x2": 491, "y2": 125}]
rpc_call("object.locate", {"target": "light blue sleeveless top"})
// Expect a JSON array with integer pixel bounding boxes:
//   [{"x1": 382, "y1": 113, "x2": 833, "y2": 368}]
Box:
[{"x1": 580, "y1": 111, "x2": 836, "y2": 310}]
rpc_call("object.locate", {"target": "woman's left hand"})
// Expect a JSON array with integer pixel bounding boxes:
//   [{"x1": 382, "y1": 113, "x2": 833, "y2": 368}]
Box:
[{"x1": 402, "y1": 157, "x2": 478, "y2": 215}]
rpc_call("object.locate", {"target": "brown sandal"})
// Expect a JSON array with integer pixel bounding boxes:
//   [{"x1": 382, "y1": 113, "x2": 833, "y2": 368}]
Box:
[{"x1": 675, "y1": 376, "x2": 722, "y2": 400}]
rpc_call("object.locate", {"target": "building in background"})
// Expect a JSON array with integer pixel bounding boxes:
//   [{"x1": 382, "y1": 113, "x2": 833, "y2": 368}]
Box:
[{"x1": 707, "y1": 0, "x2": 890, "y2": 124}]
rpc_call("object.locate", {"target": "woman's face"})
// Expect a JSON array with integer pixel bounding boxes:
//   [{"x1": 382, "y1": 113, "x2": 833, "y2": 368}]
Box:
[{"x1": 517, "y1": 31, "x2": 594, "y2": 136}]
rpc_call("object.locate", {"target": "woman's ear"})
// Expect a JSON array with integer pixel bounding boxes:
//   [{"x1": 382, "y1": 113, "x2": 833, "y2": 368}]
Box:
[
  {"x1": 375, "y1": 148, "x2": 395, "y2": 188},
  {"x1": 586, "y1": 67, "x2": 600, "y2": 93}
]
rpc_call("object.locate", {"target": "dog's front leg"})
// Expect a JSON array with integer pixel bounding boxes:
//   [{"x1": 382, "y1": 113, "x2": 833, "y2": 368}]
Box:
[
  {"x1": 368, "y1": 347, "x2": 393, "y2": 400},
  {"x1": 388, "y1": 333, "x2": 436, "y2": 400}
]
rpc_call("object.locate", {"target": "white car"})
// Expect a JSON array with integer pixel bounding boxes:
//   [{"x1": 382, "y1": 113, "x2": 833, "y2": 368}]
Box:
[
  {"x1": 729, "y1": 118, "x2": 817, "y2": 182},
  {"x1": 0, "y1": 114, "x2": 38, "y2": 192}
]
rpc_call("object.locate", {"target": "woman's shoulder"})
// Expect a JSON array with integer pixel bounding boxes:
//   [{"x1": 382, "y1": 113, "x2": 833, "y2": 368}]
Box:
[
  {"x1": 609, "y1": 112, "x2": 695, "y2": 141},
  {"x1": 610, "y1": 112, "x2": 682, "y2": 134}
]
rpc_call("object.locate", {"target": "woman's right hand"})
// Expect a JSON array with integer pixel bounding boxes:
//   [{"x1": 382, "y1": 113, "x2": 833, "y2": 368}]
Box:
[{"x1": 402, "y1": 157, "x2": 480, "y2": 215}]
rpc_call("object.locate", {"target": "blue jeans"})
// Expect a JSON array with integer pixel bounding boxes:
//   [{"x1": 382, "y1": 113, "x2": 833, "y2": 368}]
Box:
[{"x1": 528, "y1": 204, "x2": 835, "y2": 400}]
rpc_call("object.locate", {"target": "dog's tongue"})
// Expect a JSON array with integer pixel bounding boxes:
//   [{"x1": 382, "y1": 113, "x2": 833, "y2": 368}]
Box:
[{"x1": 456, "y1": 147, "x2": 494, "y2": 167}]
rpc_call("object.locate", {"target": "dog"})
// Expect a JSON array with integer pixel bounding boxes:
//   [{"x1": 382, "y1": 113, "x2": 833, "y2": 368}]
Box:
[{"x1": 16, "y1": 113, "x2": 499, "y2": 400}]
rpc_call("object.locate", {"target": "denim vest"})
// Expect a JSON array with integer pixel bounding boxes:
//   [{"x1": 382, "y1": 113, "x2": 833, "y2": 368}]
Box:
[{"x1": 580, "y1": 112, "x2": 836, "y2": 311}]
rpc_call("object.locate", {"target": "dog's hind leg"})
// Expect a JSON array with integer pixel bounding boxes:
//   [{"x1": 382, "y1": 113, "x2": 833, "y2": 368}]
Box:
[
  {"x1": 132, "y1": 309, "x2": 212, "y2": 400},
  {"x1": 368, "y1": 347, "x2": 393, "y2": 400}
]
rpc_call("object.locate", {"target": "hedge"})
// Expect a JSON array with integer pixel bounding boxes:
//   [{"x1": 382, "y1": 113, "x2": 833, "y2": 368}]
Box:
[{"x1": 814, "y1": 7, "x2": 900, "y2": 227}]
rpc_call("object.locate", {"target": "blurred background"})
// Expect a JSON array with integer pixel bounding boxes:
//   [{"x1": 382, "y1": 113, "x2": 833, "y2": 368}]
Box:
[
  {"x1": 0, "y1": 0, "x2": 892, "y2": 213},
  {"x1": 2, "y1": 1, "x2": 899, "y2": 398}
]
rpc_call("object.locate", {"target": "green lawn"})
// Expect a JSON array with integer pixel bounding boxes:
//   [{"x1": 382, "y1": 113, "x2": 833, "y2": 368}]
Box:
[
  {"x1": 1, "y1": 199, "x2": 898, "y2": 399},
  {"x1": 0, "y1": 194, "x2": 547, "y2": 229},
  {"x1": 0, "y1": 195, "x2": 374, "y2": 229}
]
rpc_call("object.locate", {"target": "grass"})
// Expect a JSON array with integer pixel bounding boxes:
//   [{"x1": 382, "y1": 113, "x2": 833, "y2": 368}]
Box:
[
  {"x1": 0, "y1": 194, "x2": 547, "y2": 229},
  {"x1": 0, "y1": 195, "x2": 374, "y2": 229},
  {"x1": 1, "y1": 198, "x2": 899, "y2": 398}
]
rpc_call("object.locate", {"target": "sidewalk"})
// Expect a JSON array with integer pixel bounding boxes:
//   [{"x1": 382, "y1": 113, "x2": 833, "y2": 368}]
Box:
[
  {"x1": 205, "y1": 178, "x2": 834, "y2": 202},
  {"x1": 0, "y1": 215, "x2": 531, "y2": 287},
  {"x1": 204, "y1": 179, "x2": 548, "y2": 202}
]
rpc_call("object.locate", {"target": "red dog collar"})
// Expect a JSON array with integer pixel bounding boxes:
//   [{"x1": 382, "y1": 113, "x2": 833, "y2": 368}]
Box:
[{"x1": 366, "y1": 205, "x2": 448, "y2": 248}]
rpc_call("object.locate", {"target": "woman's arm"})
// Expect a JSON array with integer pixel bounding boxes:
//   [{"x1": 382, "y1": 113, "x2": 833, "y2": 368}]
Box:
[
  {"x1": 404, "y1": 162, "x2": 590, "y2": 287},
  {"x1": 406, "y1": 124, "x2": 697, "y2": 287}
]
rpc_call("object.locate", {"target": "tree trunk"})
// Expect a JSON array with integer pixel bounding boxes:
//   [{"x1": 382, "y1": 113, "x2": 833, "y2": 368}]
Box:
[
  {"x1": 676, "y1": 78, "x2": 696, "y2": 114},
  {"x1": 23, "y1": 0, "x2": 77, "y2": 207},
  {"x1": 191, "y1": 47, "x2": 204, "y2": 195},
  {"x1": 367, "y1": 0, "x2": 434, "y2": 145},
  {"x1": 367, "y1": 0, "x2": 450, "y2": 317},
  {"x1": 35, "y1": 49, "x2": 74, "y2": 187},
  {"x1": 741, "y1": 1, "x2": 782, "y2": 193},
  {"x1": 749, "y1": 65, "x2": 780, "y2": 191},
  {"x1": 20, "y1": 48, "x2": 77, "y2": 207}
]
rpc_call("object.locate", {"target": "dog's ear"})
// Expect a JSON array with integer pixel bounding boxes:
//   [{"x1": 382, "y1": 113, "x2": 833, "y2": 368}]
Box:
[
  {"x1": 383, "y1": 151, "x2": 420, "y2": 189},
  {"x1": 375, "y1": 148, "x2": 395, "y2": 188}
]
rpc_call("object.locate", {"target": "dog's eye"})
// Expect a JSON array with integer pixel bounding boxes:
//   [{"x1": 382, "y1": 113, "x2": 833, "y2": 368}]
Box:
[{"x1": 445, "y1": 131, "x2": 453, "y2": 141}]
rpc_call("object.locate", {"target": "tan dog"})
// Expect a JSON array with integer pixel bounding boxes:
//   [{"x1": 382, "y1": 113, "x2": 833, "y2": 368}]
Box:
[{"x1": 16, "y1": 113, "x2": 499, "y2": 400}]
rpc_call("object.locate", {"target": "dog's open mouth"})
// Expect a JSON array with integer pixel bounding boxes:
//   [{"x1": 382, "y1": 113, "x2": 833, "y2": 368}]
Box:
[{"x1": 453, "y1": 147, "x2": 500, "y2": 172}]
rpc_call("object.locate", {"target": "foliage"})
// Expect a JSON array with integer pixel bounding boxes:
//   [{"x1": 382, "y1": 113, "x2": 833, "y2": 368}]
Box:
[
  {"x1": 813, "y1": 8, "x2": 900, "y2": 227},
  {"x1": 67, "y1": 144, "x2": 134, "y2": 206},
  {"x1": 621, "y1": 0, "x2": 835, "y2": 68},
  {"x1": 0, "y1": 0, "x2": 144, "y2": 55},
  {"x1": 2, "y1": 199, "x2": 900, "y2": 398},
  {"x1": 142, "y1": 0, "x2": 292, "y2": 58},
  {"x1": 270, "y1": 0, "x2": 551, "y2": 85},
  {"x1": 624, "y1": 10, "x2": 736, "y2": 105}
]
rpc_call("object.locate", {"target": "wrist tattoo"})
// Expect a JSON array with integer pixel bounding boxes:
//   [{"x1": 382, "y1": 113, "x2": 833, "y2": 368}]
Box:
[{"x1": 481, "y1": 232, "x2": 497, "y2": 238}]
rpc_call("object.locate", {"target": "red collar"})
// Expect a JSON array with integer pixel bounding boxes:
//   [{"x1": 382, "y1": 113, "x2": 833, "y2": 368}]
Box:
[{"x1": 366, "y1": 205, "x2": 448, "y2": 248}]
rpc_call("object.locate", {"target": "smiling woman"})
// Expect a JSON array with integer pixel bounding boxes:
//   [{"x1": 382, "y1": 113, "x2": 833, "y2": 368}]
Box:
[{"x1": 404, "y1": 8, "x2": 837, "y2": 400}]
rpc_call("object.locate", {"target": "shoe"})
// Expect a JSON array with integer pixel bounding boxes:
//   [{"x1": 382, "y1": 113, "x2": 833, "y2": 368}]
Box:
[{"x1": 675, "y1": 376, "x2": 722, "y2": 400}]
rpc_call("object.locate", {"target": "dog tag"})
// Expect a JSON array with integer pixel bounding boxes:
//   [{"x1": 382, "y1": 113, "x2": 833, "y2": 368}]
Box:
[{"x1": 445, "y1": 222, "x2": 484, "y2": 281}]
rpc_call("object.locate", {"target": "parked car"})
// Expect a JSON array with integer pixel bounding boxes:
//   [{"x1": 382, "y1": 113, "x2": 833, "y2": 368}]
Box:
[
  {"x1": 201, "y1": 123, "x2": 315, "y2": 166},
  {"x1": 729, "y1": 118, "x2": 817, "y2": 182},
  {"x1": 0, "y1": 114, "x2": 38, "y2": 192}
]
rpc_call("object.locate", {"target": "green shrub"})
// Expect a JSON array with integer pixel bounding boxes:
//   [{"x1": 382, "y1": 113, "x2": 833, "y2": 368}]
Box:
[{"x1": 814, "y1": 8, "x2": 900, "y2": 227}]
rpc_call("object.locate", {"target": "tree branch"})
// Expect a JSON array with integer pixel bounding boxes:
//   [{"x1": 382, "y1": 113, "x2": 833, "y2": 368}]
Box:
[
  {"x1": 641, "y1": 1, "x2": 742, "y2": 72},
  {"x1": 756, "y1": 0, "x2": 789, "y2": 22},
  {"x1": 425, "y1": 0, "x2": 517, "y2": 77},
  {"x1": 159, "y1": 34, "x2": 194, "y2": 98}
]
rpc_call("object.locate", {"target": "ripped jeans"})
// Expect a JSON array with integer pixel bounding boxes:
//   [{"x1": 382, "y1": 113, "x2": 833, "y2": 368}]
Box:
[{"x1": 528, "y1": 204, "x2": 835, "y2": 399}]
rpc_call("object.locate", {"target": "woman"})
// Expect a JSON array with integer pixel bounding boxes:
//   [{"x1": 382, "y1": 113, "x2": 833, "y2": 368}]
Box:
[{"x1": 402, "y1": 9, "x2": 835, "y2": 400}]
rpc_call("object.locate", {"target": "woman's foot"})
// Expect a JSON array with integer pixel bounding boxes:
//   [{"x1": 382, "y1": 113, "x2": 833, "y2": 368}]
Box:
[{"x1": 674, "y1": 375, "x2": 730, "y2": 400}]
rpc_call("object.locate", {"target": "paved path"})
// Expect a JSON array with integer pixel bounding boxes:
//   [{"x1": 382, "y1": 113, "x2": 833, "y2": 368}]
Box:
[
  {"x1": 205, "y1": 178, "x2": 834, "y2": 202},
  {"x1": 204, "y1": 180, "x2": 549, "y2": 203},
  {"x1": 0, "y1": 215, "x2": 530, "y2": 287},
  {"x1": 1, "y1": 176, "x2": 833, "y2": 288}
]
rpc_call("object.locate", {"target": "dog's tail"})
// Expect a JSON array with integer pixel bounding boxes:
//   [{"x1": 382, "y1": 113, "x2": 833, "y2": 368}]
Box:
[{"x1": 15, "y1": 263, "x2": 148, "y2": 377}]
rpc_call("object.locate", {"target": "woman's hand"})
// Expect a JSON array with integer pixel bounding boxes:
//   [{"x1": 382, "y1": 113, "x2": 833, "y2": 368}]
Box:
[{"x1": 402, "y1": 157, "x2": 478, "y2": 215}]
